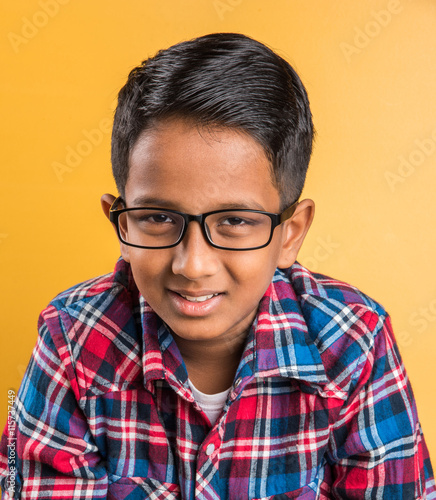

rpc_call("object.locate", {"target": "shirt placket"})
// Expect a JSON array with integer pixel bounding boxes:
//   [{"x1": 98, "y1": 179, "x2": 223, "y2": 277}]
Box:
[
  {"x1": 194, "y1": 430, "x2": 222, "y2": 498},
  {"x1": 193, "y1": 374, "x2": 252, "y2": 499},
  {"x1": 155, "y1": 321, "x2": 256, "y2": 499},
  {"x1": 157, "y1": 371, "x2": 222, "y2": 499}
]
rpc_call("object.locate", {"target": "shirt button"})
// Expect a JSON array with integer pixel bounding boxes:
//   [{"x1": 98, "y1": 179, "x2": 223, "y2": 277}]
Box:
[
  {"x1": 234, "y1": 377, "x2": 242, "y2": 388},
  {"x1": 206, "y1": 443, "x2": 215, "y2": 456}
]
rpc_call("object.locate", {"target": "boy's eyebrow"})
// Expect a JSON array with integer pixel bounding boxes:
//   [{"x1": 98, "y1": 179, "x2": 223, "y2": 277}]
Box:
[{"x1": 130, "y1": 196, "x2": 266, "y2": 211}]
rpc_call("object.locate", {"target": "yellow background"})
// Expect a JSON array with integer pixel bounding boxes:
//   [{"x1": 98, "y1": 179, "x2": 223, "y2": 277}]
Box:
[{"x1": 1, "y1": 0, "x2": 435, "y2": 465}]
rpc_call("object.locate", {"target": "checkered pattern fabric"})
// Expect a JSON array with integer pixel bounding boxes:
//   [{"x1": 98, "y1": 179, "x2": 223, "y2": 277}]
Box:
[{"x1": 0, "y1": 258, "x2": 434, "y2": 499}]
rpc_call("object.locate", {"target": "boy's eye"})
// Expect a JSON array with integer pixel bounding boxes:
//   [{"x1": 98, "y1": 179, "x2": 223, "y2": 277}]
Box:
[
  {"x1": 146, "y1": 213, "x2": 175, "y2": 224},
  {"x1": 220, "y1": 217, "x2": 253, "y2": 226},
  {"x1": 222, "y1": 217, "x2": 246, "y2": 226},
  {"x1": 132, "y1": 212, "x2": 176, "y2": 224},
  {"x1": 215, "y1": 214, "x2": 259, "y2": 229}
]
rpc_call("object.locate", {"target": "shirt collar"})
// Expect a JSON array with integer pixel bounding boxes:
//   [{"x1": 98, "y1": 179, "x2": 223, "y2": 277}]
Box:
[
  {"x1": 135, "y1": 262, "x2": 334, "y2": 397},
  {"x1": 139, "y1": 295, "x2": 193, "y2": 398},
  {"x1": 244, "y1": 267, "x2": 329, "y2": 385}
]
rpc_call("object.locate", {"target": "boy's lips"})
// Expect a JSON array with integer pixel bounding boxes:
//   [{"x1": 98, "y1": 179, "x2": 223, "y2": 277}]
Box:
[{"x1": 167, "y1": 289, "x2": 225, "y2": 316}]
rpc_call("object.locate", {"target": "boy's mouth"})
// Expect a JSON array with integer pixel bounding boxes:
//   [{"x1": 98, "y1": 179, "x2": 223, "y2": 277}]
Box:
[
  {"x1": 177, "y1": 292, "x2": 220, "y2": 303},
  {"x1": 168, "y1": 289, "x2": 225, "y2": 316}
]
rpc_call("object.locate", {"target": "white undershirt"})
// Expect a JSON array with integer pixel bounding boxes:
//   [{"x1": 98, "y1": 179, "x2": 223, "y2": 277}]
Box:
[{"x1": 188, "y1": 379, "x2": 231, "y2": 426}]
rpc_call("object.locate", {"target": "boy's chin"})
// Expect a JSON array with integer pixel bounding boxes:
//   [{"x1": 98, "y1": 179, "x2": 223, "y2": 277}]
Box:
[{"x1": 168, "y1": 325, "x2": 224, "y2": 343}]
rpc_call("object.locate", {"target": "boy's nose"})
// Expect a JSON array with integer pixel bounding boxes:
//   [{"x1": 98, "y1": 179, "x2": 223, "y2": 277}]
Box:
[{"x1": 171, "y1": 221, "x2": 220, "y2": 280}]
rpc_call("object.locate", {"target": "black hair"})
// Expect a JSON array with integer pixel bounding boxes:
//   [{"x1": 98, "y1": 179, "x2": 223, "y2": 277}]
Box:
[{"x1": 111, "y1": 32, "x2": 314, "y2": 210}]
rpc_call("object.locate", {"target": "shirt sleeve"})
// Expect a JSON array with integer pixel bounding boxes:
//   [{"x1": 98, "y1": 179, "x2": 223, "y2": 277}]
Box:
[
  {"x1": 0, "y1": 308, "x2": 108, "y2": 499},
  {"x1": 326, "y1": 312, "x2": 435, "y2": 499}
]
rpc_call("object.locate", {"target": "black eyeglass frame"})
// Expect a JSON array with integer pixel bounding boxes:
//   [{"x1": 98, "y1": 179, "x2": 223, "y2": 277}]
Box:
[{"x1": 109, "y1": 196, "x2": 299, "y2": 251}]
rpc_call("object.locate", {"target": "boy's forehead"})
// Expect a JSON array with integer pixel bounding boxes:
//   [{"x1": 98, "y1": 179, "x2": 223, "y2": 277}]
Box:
[
  {"x1": 126, "y1": 119, "x2": 281, "y2": 211},
  {"x1": 130, "y1": 118, "x2": 266, "y2": 164}
]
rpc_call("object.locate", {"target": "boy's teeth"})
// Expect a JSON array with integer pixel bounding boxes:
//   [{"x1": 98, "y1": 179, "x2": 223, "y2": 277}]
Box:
[{"x1": 179, "y1": 293, "x2": 218, "y2": 302}]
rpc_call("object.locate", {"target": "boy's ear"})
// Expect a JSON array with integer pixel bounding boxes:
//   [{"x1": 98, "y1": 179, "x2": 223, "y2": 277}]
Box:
[
  {"x1": 276, "y1": 199, "x2": 315, "y2": 269},
  {"x1": 100, "y1": 193, "x2": 131, "y2": 263}
]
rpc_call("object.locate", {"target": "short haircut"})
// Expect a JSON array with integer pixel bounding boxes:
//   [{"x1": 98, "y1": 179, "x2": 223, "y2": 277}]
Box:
[{"x1": 111, "y1": 32, "x2": 314, "y2": 210}]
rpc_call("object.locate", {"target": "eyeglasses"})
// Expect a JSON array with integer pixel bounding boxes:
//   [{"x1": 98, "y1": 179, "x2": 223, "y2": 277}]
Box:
[{"x1": 109, "y1": 197, "x2": 299, "y2": 251}]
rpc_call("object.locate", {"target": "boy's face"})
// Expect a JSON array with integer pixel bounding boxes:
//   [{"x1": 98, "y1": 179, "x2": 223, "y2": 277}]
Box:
[{"x1": 103, "y1": 118, "x2": 314, "y2": 346}]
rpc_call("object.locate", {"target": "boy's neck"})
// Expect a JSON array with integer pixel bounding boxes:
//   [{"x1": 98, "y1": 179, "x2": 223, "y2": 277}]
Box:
[{"x1": 170, "y1": 328, "x2": 249, "y2": 394}]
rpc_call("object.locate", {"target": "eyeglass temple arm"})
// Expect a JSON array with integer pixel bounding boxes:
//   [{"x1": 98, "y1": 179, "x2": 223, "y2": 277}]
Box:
[
  {"x1": 280, "y1": 200, "x2": 299, "y2": 223},
  {"x1": 109, "y1": 196, "x2": 125, "y2": 223},
  {"x1": 110, "y1": 196, "x2": 125, "y2": 210}
]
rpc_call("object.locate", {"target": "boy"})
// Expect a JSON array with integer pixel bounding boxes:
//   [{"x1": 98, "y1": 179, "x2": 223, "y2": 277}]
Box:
[{"x1": 0, "y1": 32, "x2": 434, "y2": 499}]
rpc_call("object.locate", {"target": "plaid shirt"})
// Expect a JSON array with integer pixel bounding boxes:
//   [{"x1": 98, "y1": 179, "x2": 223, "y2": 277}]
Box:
[{"x1": 0, "y1": 258, "x2": 434, "y2": 499}]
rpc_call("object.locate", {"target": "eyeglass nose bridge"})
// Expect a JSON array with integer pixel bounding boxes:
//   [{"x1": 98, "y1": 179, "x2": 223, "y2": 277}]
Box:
[{"x1": 178, "y1": 213, "x2": 213, "y2": 246}]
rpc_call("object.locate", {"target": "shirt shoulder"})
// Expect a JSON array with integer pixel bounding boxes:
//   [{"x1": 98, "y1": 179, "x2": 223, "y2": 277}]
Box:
[
  {"x1": 48, "y1": 257, "x2": 136, "y2": 309},
  {"x1": 287, "y1": 261, "x2": 386, "y2": 314},
  {"x1": 281, "y1": 262, "x2": 391, "y2": 395},
  {"x1": 38, "y1": 258, "x2": 143, "y2": 399}
]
